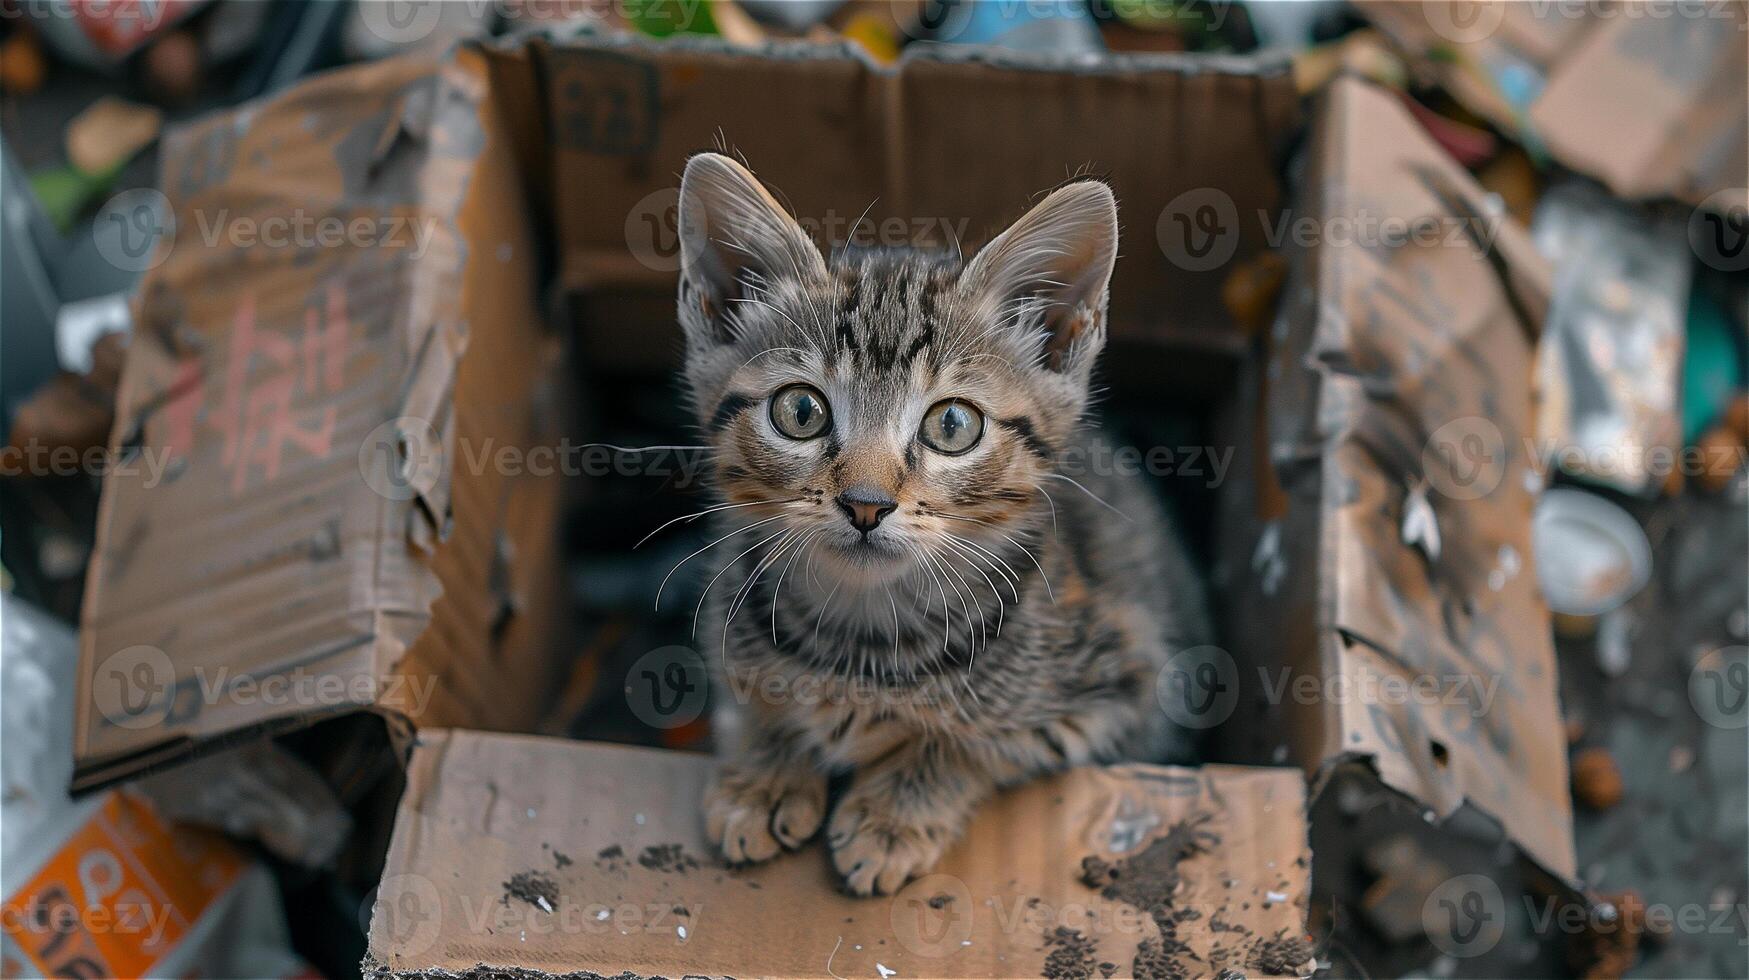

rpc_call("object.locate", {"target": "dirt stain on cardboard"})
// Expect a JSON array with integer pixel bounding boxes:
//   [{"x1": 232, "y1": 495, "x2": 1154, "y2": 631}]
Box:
[
  {"x1": 1077, "y1": 816, "x2": 1222, "y2": 980},
  {"x1": 503, "y1": 870, "x2": 558, "y2": 911}
]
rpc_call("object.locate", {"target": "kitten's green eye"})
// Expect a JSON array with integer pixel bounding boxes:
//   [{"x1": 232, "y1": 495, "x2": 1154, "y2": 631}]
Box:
[
  {"x1": 918, "y1": 399, "x2": 984, "y2": 455},
  {"x1": 770, "y1": 385, "x2": 831, "y2": 440}
]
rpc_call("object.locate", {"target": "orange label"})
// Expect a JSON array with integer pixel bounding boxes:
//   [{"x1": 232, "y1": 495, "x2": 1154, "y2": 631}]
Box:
[{"x1": 2, "y1": 792, "x2": 244, "y2": 978}]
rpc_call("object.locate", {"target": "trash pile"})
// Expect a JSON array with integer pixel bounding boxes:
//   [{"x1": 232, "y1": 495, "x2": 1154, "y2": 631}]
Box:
[{"x1": 1, "y1": 3, "x2": 1742, "y2": 979}]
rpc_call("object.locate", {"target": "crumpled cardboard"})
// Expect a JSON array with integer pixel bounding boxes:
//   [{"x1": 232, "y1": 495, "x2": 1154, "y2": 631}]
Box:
[
  {"x1": 72, "y1": 47, "x2": 565, "y2": 791},
  {"x1": 1366, "y1": 0, "x2": 1747, "y2": 211},
  {"x1": 1218, "y1": 76, "x2": 1575, "y2": 883},
  {"x1": 365, "y1": 732, "x2": 1314, "y2": 980}
]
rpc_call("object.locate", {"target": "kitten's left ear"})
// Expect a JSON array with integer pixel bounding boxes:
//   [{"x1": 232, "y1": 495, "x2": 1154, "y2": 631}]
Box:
[
  {"x1": 960, "y1": 181, "x2": 1118, "y2": 376},
  {"x1": 677, "y1": 153, "x2": 825, "y2": 347}
]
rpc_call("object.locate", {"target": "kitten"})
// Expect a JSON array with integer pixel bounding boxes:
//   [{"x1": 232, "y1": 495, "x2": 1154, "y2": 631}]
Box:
[{"x1": 674, "y1": 153, "x2": 1208, "y2": 896}]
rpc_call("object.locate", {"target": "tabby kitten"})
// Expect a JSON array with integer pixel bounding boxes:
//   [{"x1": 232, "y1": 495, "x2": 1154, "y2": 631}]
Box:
[{"x1": 674, "y1": 153, "x2": 1208, "y2": 895}]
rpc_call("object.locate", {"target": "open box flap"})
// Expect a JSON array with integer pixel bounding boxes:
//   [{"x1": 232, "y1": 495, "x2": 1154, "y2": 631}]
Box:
[
  {"x1": 1366, "y1": 0, "x2": 1747, "y2": 211},
  {"x1": 529, "y1": 32, "x2": 1302, "y2": 373},
  {"x1": 73, "y1": 47, "x2": 563, "y2": 791},
  {"x1": 1223, "y1": 76, "x2": 1574, "y2": 883},
  {"x1": 366, "y1": 732, "x2": 1315, "y2": 979}
]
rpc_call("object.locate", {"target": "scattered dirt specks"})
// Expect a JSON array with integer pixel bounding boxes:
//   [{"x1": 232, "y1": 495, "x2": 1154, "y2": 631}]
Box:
[
  {"x1": 1246, "y1": 930, "x2": 1316, "y2": 976},
  {"x1": 637, "y1": 843, "x2": 701, "y2": 873},
  {"x1": 1041, "y1": 925, "x2": 1098, "y2": 980}
]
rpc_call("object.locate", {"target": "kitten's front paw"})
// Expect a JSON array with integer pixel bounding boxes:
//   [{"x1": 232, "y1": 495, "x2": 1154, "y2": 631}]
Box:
[
  {"x1": 704, "y1": 765, "x2": 826, "y2": 865},
  {"x1": 827, "y1": 796, "x2": 955, "y2": 896}
]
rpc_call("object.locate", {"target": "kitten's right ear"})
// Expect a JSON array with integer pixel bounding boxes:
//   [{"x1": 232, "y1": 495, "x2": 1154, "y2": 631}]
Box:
[{"x1": 676, "y1": 153, "x2": 824, "y2": 346}]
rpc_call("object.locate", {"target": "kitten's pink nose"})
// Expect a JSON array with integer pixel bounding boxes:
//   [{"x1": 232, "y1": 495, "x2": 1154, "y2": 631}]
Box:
[{"x1": 836, "y1": 486, "x2": 896, "y2": 536}]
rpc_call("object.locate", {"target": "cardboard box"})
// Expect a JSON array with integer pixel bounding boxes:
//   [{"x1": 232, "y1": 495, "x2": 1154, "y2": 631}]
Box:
[
  {"x1": 1366, "y1": 0, "x2": 1747, "y2": 211},
  {"x1": 1217, "y1": 75, "x2": 1575, "y2": 883},
  {"x1": 364, "y1": 733, "x2": 1314, "y2": 980},
  {"x1": 73, "y1": 49, "x2": 567, "y2": 791},
  {"x1": 75, "y1": 27, "x2": 1586, "y2": 975}
]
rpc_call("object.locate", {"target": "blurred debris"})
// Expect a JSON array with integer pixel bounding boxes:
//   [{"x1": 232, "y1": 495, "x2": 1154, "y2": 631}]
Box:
[
  {"x1": 1365, "y1": 1, "x2": 1748, "y2": 210},
  {"x1": 1, "y1": 594, "x2": 308, "y2": 978},
  {"x1": 1570, "y1": 891, "x2": 1655, "y2": 980},
  {"x1": 0, "y1": 26, "x2": 48, "y2": 94},
  {"x1": 1359, "y1": 835, "x2": 1452, "y2": 944},
  {"x1": 1291, "y1": 28, "x2": 1406, "y2": 95},
  {"x1": 65, "y1": 96, "x2": 162, "y2": 176},
  {"x1": 30, "y1": 0, "x2": 211, "y2": 70},
  {"x1": 1221, "y1": 250, "x2": 1287, "y2": 337},
  {"x1": 1533, "y1": 488, "x2": 1653, "y2": 621},
  {"x1": 1680, "y1": 289, "x2": 1744, "y2": 444},
  {"x1": 5, "y1": 330, "x2": 126, "y2": 457},
  {"x1": 1570, "y1": 747, "x2": 1624, "y2": 812},
  {"x1": 341, "y1": 0, "x2": 497, "y2": 61},
  {"x1": 137, "y1": 742, "x2": 353, "y2": 869},
  {"x1": 1532, "y1": 181, "x2": 1690, "y2": 497},
  {"x1": 140, "y1": 28, "x2": 203, "y2": 104}
]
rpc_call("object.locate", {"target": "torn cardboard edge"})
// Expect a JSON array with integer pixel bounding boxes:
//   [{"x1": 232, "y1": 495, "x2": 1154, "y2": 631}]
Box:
[
  {"x1": 1218, "y1": 74, "x2": 1576, "y2": 887},
  {"x1": 364, "y1": 731, "x2": 1315, "y2": 980}
]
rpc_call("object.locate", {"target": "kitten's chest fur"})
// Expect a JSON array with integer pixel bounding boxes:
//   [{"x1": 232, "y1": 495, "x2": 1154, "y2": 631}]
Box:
[{"x1": 706, "y1": 434, "x2": 1207, "y2": 775}]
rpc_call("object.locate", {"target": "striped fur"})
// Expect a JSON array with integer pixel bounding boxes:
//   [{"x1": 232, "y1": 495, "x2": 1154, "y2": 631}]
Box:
[{"x1": 674, "y1": 154, "x2": 1208, "y2": 895}]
